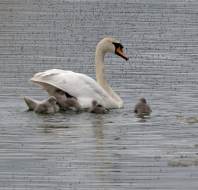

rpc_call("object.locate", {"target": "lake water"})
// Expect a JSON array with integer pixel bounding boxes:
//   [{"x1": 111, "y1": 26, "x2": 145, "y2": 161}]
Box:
[{"x1": 0, "y1": 0, "x2": 198, "y2": 189}]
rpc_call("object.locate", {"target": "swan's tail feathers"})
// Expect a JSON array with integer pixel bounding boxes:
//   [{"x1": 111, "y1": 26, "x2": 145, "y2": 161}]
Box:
[{"x1": 24, "y1": 96, "x2": 38, "y2": 111}]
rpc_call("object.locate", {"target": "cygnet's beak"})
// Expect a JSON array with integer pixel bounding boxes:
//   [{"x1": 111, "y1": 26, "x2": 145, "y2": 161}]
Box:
[{"x1": 115, "y1": 47, "x2": 129, "y2": 61}]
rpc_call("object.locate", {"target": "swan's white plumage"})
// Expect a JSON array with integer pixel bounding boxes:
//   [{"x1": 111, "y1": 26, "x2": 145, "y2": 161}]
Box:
[
  {"x1": 30, "y1": 37, "x2": 128, "y2": 109},
  {"x1": 31, "y1": 69, "x2": 116, "y2": 108}
]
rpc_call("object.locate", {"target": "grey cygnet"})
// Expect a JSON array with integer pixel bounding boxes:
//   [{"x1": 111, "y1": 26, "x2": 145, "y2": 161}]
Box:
[
  {"x1": 24, "y1": 96, "x2": 59, "y2": 114},
  {"x1": 89, "y1": 100, "x2": 108, "y2": 114},
  {"x1": 134, "y1": 98, "x2": 152, "y2": 117}
]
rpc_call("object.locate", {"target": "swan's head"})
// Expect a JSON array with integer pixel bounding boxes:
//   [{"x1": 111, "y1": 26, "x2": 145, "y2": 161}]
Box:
[{"x1": 96, "y1": 37, "x2": 129, "y2": 61}]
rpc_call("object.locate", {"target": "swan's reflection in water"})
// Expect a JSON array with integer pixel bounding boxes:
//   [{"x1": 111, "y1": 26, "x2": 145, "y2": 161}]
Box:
[
  {"x1": 35, "y1": 112, "x2": 123, "y2": 186},
  {"x1": 92, "y1": 114, "x2": 105, "y2": 143},
  {"x1": 91, "y1": 115, "x2": 122, "y2": 185}
]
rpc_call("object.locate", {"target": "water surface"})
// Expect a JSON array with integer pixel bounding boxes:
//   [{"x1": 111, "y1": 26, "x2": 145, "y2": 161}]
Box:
[{"x1": 0, "y1": 0, "x2": 198, "y2": 189}]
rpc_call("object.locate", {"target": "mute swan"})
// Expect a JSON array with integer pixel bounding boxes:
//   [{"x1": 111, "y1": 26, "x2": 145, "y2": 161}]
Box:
[
  {"x1": 89, "y1": 100, "x2": 109, "y2": 114},
  {"x1": 30, "y1": 37, "x2": 128, "y2": 109},
  {"x1": 134, "y1": 98, "x2": 152, "y2": 117},
  {"x1": 24, "y1": 96, "x2": 60, "y2": 114}
]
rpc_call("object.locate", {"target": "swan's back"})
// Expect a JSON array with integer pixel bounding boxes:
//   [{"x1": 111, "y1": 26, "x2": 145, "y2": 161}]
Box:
[{"x1": 31, "y1": 69, "x2": 117, "y2": 108}]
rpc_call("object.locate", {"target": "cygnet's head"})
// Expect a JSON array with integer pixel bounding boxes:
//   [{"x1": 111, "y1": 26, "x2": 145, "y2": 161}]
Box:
[
  {"x1": 48, "y1": 96, "x2": 57, "y2": 104},
  {"x1": 139, "y1": 98, "x2": 147, "y2": 104},
  {"x1": 92, "y1": 100, "x2": 98, "y2": 107}
]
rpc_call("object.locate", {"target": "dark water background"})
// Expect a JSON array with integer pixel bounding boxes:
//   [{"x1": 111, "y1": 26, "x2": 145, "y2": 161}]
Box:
[{"x1": 0, "y1": 0, "x2": 198, "y2": 189}]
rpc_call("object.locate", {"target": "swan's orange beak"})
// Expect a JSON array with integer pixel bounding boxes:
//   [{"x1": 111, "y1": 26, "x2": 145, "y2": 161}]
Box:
[{"x1": 115, "y1": 47, "x2": 129, "y2": 61}]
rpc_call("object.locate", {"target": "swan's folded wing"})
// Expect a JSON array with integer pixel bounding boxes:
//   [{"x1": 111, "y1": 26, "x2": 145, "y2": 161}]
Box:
[{"x1": 30, "y1": 69, "x2": 116, "y2": 108}]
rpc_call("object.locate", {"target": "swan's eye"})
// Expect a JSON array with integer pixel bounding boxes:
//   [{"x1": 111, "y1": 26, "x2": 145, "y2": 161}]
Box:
[{"x1": 112, "y1": 42, "x2": 123, "y2": 49}]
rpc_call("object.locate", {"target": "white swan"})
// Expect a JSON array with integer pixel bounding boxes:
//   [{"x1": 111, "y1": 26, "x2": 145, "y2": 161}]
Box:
[{"x1": 30, "y1": 37, "x2": 128, "y2": 109}]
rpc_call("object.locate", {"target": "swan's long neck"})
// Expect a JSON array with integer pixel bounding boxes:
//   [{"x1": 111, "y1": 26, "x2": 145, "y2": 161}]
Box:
[
  {"x1": 95, "y1": 47, "x2": 123, "y2": 107},
  {"x1": 95, "y1": 49, "x2": 106, "y2": 87}
]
